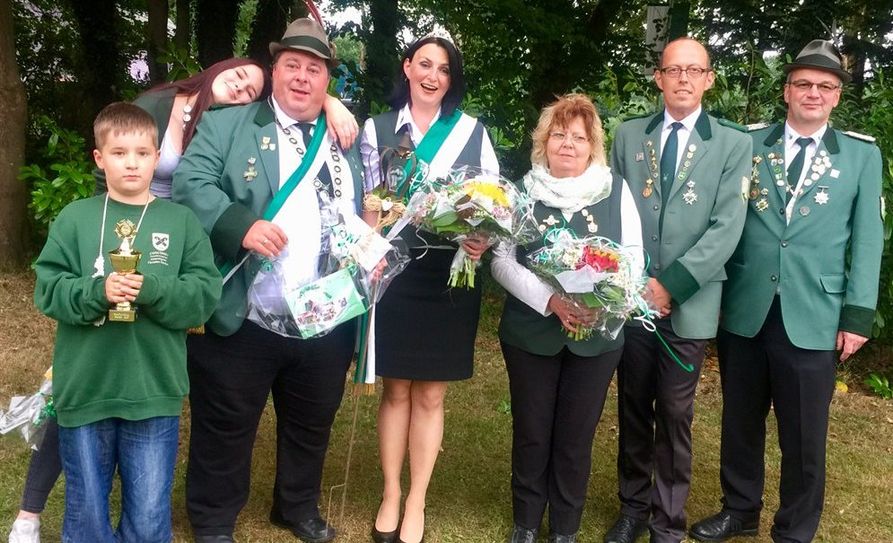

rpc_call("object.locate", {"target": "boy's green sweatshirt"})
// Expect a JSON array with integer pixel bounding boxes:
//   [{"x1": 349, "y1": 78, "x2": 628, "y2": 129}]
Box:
[{"x1": 34, "y1": 196, "x2": 222, "y2": 427}]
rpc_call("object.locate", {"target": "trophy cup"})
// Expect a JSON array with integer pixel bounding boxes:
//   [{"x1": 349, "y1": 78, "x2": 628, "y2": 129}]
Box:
[
  {"x1": 361, "y1": 133, "x2": 419, "y2": 233},
  {"x1": 108, "y1": 219, "x2": 142, "y2": 322},
  {"x1": 380, "y1": 131, "x2": 418, "y2": 196}
]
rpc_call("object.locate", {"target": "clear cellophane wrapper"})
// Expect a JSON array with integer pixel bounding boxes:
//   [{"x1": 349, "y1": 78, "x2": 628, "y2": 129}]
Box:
[
  {"x1": 527, "y1": 232, "x2": 647, "y2": 341},
  {"x1": 0, "y1": 367, "x2": 55, "y2": 450},
  {"x1": 399, "y1": 166, "x2": 539, "y2": 288},
  {"x1": 245, "y1": 194, "x2": 409, "y2": 339}
]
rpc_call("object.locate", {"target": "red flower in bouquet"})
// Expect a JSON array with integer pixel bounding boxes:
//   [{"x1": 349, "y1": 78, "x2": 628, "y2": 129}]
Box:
[{"x1": 578, "y1": 246, "x2": 620, "y2": 273}]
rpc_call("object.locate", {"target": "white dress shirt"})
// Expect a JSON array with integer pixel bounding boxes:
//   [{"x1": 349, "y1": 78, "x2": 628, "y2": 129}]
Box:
[
  {"x1": 660, "y1": 106, "x2": 702, "y2": 175},
  {"x1": 783, "y1": 122, "x2": 827, "y2": 224}
]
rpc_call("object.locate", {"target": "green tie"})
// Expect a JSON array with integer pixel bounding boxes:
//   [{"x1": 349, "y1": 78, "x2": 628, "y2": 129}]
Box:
[
  {"x1": 298, "y1": 122, "x2": 333, "y2": 188},
  {"x1": 786, "y1": 137, "x2": 813, "y2": 202},
  {"x1": 659, "y1": 122, "x2": 682, "y2": 230},
  {"x1": 660, "y1": 122, "x2": 683, "y2": 197}
]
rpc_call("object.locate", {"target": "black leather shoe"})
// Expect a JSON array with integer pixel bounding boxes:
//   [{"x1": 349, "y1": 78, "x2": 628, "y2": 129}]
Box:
[
  {"x1": 508, "y1": 524, "x2": 538, "y2": 543},
  {"x1": 689, "y1": 511, "x2": 758, "y2": 542},
  {"x1": 194, "y1": 536, "x2": 235, "y2": 543},
  {"x1": 292, "y1": 517, "x2": 337, "y2": 543},
  {"x1": 549, "y1": 533, "x2": 577, "y2": 543},
  {"x1": 270, "y1": 510, "x2": 337, "y2": 543},
  {"x1": 604, "y1": 515, "x2": 647, "y2": 543},
  {"x1": 372, "y1": 524, "x2": 399, "y2": 543}
]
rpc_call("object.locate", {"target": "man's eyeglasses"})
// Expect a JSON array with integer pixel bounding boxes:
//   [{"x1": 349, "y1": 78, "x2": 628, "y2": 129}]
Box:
[
  {"x1": 786, "y1": 80, "x2": 842, "y2": 94},
  {"x1": 549, "y1": 132, "x2": 590, "y2": 145},
  {"x1": 658, "y1": 66, "x2": 712, "y2": 79}
]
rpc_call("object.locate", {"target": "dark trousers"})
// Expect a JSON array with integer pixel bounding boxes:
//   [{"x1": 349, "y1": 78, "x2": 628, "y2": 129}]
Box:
[
  {"x1": 502, "y1": 341, "x2": 621, "y2": 536},
  {"x1": 718, "y1": 298, "x2": 836, "y2": 543},
  {"x1": 616, "y1": 319, "x2": 706, "y2": 543},
  {"x1": 20, "y1": 418, "x2": 62, "y2": 513},
  {"x1": 185, "y1": 320, "x2": 356, "y2": 536}
]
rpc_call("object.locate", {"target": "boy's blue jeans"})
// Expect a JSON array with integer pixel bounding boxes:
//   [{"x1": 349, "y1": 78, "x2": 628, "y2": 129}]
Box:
[{"x1": 58, "y1": 416, "x2": 179, "y2": 543}]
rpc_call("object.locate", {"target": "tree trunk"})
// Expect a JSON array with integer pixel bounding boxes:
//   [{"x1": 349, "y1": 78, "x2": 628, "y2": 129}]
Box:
[
  {"x1": 0, "y1": 0, "x2": 30, "y2": 268},
  {"x1": 147, "y1": 0, "x2": 169, "y2": 84},
  {"x1": 195, "y1": 0, "x2": 240, "y2": 67},
  {"x1": 291, "y1": 1, "x2": 309, "y2": 20},
  {"x1": 361, "y1": 0, "x2": 399, "y2": 118},
  {"x1": 173, "y1": 0, "x2": 191, "y2": 53},
  {"x1": 68, "y1": 0, "x2": 125, "y2": 120},
  {"x1": 247, "y1": 0, "x2": 291, "y2": 66}
]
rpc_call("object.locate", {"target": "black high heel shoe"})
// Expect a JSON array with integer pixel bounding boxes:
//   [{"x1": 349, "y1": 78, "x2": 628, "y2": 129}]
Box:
[
  {"x1": 372, "y1": 525, "x2": 398, "y2": 543},
  {"x1": 372, "y1": 500, "x2": 400, "y2": 543}
]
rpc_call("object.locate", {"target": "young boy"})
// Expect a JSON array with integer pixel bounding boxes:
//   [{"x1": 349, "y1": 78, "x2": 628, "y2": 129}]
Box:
[{"x1": 33, "y1": 102, "x2": 222, "y2": 543}]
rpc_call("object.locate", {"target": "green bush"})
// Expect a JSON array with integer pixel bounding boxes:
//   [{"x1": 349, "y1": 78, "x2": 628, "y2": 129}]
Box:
[
  {"x1": 864, "y1": 372, "x2": 893, "y2": 399},
  {"x1": 826, "y1": 72, "x2": 893, "y2": 341},
  {"x1": 18, "y1": 115, "x2": 95, "y2": 236}
]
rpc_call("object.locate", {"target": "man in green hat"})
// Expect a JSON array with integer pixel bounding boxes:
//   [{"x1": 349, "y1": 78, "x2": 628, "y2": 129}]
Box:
[
  {"x1": 689, "y1": 39, "x2": 883, "y2": 543},
  {"x1": 173, "y1": 17, "x2": 365, "y2": 543},
  {"x1": 606, "y1": 37, "x2": 751, "y2": 543}
]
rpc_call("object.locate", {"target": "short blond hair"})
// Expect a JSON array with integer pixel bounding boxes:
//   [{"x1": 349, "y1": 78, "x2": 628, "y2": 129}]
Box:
[
  {"x1": 93, "y1": 102, "x2": 158, "y2": 150},
  {"x1": 530, "y1": 93, "x2": 606, "y2": 169}
]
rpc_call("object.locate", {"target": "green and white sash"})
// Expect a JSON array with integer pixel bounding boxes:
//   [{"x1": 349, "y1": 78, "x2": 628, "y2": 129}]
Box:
[
  {"x1": 386, "y1": 110, "x2": 477, "y2": 242},
  {"x1": 361, "y1": 110, "x2": 478, "y2": 385},
  {"x1": 221, "y1": 112, "x2": 328, "y2": 285}
]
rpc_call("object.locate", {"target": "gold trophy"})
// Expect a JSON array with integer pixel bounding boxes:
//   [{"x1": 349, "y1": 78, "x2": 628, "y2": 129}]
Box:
[{"x1": 108, "y1": 219, "x2": 142, "y2": 322}]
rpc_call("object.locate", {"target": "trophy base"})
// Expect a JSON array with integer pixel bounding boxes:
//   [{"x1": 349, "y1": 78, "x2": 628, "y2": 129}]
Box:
[{"x1": 109, "y1": 309, "x2": 136, "y2": 322}]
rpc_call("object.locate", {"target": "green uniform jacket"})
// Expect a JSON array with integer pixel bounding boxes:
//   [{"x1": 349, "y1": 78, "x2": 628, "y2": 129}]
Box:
[
  {"x1": 610, "y1": 111, "x2": 751, "y2": 339},
  {"x1": 721, "y1": 123, "x2": 883, "y2": 349},
  {"x1": 34, "y1": 196, "x2": 222, "y2": 427},
  {"x1": 171, "y1": 100, "x2": 365, "y2": 336}
]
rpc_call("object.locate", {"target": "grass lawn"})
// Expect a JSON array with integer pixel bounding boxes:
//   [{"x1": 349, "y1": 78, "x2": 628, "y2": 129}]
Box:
[{"x1": 1, "y1": 270, "x2": 892, "y2": 542}]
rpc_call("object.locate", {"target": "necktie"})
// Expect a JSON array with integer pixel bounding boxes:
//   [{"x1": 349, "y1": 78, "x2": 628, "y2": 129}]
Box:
[
  {"x1": 658, "y1": 122, "x2": 682, "y2": 231},
  {"x1": 785, "y1": 136, "x2": 813, "y2": 203},
  {"x1": 660, "y1": 122, "x2": 683, "y2": 197},
  {"x1": 297, "y1": 122, "x2": 333, "y2": 189},
  {"x1": 297, "y1": 122, "x2": 313, "y2": 147}
]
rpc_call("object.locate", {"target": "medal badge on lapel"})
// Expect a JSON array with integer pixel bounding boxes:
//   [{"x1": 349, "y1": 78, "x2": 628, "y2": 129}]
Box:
[
  {"x1": 642, "y1": 141, "x2": 658, "y2": 198},
  {"x1": 807, "y1": 151, "x2": 834, "y2": 207},
  {"x1": 749, "y1": 154, "x2": 770, "y2": 212},
  {"x1": 768, "y1": 145, "x2": 785, "y2": 188},
  {"x1": 244, "y1": 156, "x2": 258, "y2": 182},
  {"x1": 260, "y1": 136, "x2": 276, "y2": 151},
  {"x1": 677, "y1": 144, "x2": 698, "y2": 205}
]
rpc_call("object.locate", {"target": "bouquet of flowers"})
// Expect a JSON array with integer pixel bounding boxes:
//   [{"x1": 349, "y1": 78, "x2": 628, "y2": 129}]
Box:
[
  {"x1": 403, "y1": 168, "x2": 539, "y2": 288},
  {"x1": 0, "y1": 367, "x2": 55, "y2": 449},
  {"x1": 527, "y1": 232, "x2": 647, "y2": 340},
  {"x1": 246, "y1": 193, "x2": 409, "y2": 339}
]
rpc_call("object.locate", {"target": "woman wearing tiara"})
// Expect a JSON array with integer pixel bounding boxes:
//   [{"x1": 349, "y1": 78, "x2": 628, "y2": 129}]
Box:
[{"x1": 360, "y1": 35, "x2": 499, "y2": 543}]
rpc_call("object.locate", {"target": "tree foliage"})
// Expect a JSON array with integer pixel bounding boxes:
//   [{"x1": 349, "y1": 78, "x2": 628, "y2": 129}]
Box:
[{"x1": 6, "y1": 0, "x2": 893, "y2": 344}]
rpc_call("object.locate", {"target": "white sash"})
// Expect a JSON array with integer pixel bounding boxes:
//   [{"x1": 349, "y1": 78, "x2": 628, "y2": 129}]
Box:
[{"x1": 425, "y1": 112, "x2": 478, "y2": 180}]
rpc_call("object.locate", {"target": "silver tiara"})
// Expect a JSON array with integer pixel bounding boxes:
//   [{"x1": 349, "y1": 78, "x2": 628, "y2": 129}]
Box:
[{"x1": 420, "y1": 26, "x2": 453, "y2": 42}]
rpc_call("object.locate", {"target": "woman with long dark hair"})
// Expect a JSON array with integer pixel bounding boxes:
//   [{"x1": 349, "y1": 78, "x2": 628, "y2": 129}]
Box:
[
  {"x1": 360, "y1": 36, "x2": 499, "y2": 543},
  {"x1": 94, "y1": 57, "x2": 358, "y2": 198}
]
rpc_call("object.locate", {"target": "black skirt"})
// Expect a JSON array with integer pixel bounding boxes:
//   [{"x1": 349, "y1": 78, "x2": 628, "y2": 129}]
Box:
[{"x1": 375, "y1": 240, "x2": 482, "y2": 381}]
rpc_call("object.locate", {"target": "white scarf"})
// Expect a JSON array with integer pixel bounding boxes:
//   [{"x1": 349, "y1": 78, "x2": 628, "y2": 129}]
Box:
[{"x1": 522, "y1": 163, "x2": 614, "y2": 218}]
